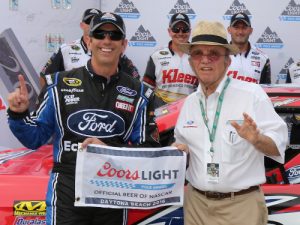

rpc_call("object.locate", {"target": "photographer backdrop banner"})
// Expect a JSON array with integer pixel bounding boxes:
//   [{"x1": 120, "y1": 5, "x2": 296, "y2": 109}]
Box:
[{"x1": 1, "y1": 0, "x2": 299, "y2": 148}]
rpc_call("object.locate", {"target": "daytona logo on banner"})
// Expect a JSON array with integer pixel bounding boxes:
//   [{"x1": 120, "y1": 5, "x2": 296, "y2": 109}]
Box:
[{"x1": 75, "y1": 145, "x2": 186, "y2": 209}]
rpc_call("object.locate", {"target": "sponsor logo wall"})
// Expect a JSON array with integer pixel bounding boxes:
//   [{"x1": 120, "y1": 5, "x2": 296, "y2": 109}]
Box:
[
  {"x1": 1, "y1": 0, "x2": 300, "y2": 149},
  {"x1": 101, "y1": 0, "x2": 300, "y2": 84}
]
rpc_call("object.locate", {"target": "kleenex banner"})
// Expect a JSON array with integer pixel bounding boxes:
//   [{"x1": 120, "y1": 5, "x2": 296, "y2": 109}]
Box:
[{"x1": 75, "y1": 145, "x2": 186, "y2": 209}]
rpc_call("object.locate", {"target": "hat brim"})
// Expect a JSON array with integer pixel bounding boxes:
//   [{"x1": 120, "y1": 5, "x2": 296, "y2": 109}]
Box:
[
  {"x1": 179, "y1": 41, "x2": 239, "y2": 55},
  {"x1": 231, "y1": 19, "x2": 251, "y2": 27},
  {"x1": 90, "y1": 22, "x2": 125, "y2": 35},
  {"x1": 170, "y1": 20, "x2": 190, "y2": 28}
]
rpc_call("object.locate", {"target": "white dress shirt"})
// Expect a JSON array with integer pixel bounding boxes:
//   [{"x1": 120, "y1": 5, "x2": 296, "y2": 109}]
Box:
[{"x1": 175, "y1": 76, "x2": 288, "y2": 192}]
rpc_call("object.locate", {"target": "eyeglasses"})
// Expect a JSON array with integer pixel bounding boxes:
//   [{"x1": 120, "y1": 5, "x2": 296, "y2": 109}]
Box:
[
  {"x1": 190, "y1": 50, "x2": 228, "y2": 62},
  {"x1": 92, "y1": 30, "x2": 125, "y2": 41},
  {"x1": 171, "y1": 26, "x2": 190, "y2": 33}
]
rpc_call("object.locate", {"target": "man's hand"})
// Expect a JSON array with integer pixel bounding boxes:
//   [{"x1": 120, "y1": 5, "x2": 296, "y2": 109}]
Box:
[
  {"x1": 7, "y1": 75, "x2": 30, "y2": 113},
  {"x1": 81, "y1": 137, "x2": 107, "y2": 149},
  {"x1": 230, "y1": 112, "x2": 259, "y2": 146},
  {"x1": 231, "y1": 112, "x2": 280, "y2": 156},
  {"x1": 171, "y1": 142, "x2": 189, "y2": 153}
]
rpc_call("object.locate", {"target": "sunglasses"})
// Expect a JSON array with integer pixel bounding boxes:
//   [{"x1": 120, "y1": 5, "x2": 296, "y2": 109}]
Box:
[
  {"x1": 92, "y1": 30, "x2": 125, "y2": 41},
  {"x1": 171, "y1": 26, "x2": 190, "y2": 33},
  {"x1": 190, "y1": 50, "x2": 228, "y2": 62}
]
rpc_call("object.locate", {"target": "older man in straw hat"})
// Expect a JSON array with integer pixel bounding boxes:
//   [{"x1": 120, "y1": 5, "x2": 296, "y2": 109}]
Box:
[{"x1": 172, "y1": 21, "x2": 288, "y2": 225}]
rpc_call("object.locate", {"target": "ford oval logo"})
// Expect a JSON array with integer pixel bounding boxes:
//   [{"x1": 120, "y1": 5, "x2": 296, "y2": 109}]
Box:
[
  {"x1": 67, "y1": 109, "x2": 125, "y2": 138},
  {"x1": 287, "y1": 165, "x2": 300, "y2": 181},
  {"x1": 116, "y1": 86, "x2": 137, "y2": 97}
]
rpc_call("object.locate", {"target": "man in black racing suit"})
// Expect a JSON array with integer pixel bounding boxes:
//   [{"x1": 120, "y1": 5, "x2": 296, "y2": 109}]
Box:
[{"x1": 7, "y1": 12, "x2": 160, "y2": 225}]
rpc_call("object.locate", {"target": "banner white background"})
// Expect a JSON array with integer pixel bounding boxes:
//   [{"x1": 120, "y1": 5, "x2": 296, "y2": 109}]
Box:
[
  {"x1": 75, "y1": 145, "x2": 186, "y2": 209},
  {"x1": 1, "y1": 0, "x2": 300, "y2": 148}
]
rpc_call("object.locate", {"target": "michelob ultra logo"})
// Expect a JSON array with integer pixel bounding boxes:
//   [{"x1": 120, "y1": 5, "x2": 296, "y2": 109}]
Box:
[
  {"x1": 63, "y1": 77, "x2": 82, "y2": 87},
  {"x1": 13, "y1": 200, "x2": 46, "y2": 216}
]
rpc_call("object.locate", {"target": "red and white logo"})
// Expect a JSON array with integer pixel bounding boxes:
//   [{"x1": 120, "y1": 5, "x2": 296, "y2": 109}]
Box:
[{"x1": 0, "y1": 97, "x2": 7, "y2": 111}]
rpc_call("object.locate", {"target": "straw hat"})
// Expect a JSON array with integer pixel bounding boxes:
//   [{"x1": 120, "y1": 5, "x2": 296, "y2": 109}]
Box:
[{"x1": 179, "y1": 21, "x2": 239, "y2": 55}]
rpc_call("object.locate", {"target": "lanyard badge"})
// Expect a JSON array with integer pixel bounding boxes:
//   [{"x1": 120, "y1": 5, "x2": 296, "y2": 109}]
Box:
[
  {"x1": 200, "y1": 78, "x2": 230, "y2": 183},
  {"x1": 207, "y1": 163, "x2": 220, "y2": 183}
]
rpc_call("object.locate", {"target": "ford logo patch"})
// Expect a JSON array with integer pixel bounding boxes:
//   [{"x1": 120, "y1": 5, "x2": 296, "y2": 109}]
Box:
[
  {"x1": 116, "y1": 86, "x2": 137, "y2": 97},
  {"x1": 67, "y1": 109, "x2": 125, "y2": 138},
  {"x1": 286, "y1": 165, "x2": 300, "y2": 183}
]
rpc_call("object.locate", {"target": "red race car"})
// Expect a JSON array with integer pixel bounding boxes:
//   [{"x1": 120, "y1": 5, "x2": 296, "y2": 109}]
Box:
[{"x1": 1, "y1": 84, "x2": 300, "y2": 225}]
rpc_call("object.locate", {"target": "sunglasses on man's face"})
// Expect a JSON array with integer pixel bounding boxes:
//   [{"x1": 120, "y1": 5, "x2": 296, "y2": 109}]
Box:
[
  {"x1": 171, "y1": 26, "x2": 190, "y2": 33},
  {"x1": 92, "y1": 30, "x2": 125, "y2": 41},
  {"x1": 190, "y1": 50, "x2": 228, "y2": 62}
]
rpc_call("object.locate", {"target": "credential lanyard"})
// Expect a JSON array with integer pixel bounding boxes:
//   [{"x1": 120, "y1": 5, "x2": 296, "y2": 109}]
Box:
[{"x1": 199, "y1": 77, "x2": 230, "y2": 161}]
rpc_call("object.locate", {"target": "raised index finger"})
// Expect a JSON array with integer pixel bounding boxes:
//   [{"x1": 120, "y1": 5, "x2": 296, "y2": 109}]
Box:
[{"x1": 18, "y1": 74, "x2": 28, "y2": 96}]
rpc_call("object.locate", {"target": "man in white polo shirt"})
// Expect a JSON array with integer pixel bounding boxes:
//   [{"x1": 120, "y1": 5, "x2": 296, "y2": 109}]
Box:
[{"x1": 173, "y1": 20, "x2": 288, "y2": 225}]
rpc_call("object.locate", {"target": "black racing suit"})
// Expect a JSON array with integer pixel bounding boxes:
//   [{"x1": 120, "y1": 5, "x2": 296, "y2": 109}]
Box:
[{"x1": 8, "y1": 60, "x2": 160, "y2": 225}]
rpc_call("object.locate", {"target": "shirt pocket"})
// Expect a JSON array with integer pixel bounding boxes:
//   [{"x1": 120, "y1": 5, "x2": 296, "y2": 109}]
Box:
[{"x1": 221, "y1": 120, "x2": 250, "y2": 163}]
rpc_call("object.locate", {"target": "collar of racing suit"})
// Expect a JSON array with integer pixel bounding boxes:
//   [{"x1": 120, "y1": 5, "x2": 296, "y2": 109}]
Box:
[
  {"x1": 168, "y1": 40, "x2": 191, "y2": 56},
  {"x1": 168, "y1": 41, "x2": 175, "y2": 56},
  {"x1": 80, "y1": 36, "x2": 89, "y2": 54},
  {"x1": 86, "y1": 59, "x2": 120, "y2": 84},
  {"x1": 231, "y1": 41, "x2": 251, "y2": 58}
]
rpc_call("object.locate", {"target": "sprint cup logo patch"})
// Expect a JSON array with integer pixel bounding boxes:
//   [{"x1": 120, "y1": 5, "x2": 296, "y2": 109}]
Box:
[
  {"x1": 13, "y1": 200, "x2": 46, "y2": 216},
  {"x1": 63, "y1": 77, "x2": 82, "y2": 87}
]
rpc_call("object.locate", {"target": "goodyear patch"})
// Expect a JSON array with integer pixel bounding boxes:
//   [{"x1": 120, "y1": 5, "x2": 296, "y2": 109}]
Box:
[
  {"x1": 63, "y1": 77, "x2": 82, "y2": 87},
  {"x1": 13, "y1": 201, "x2": 46, "y2": 216}
]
